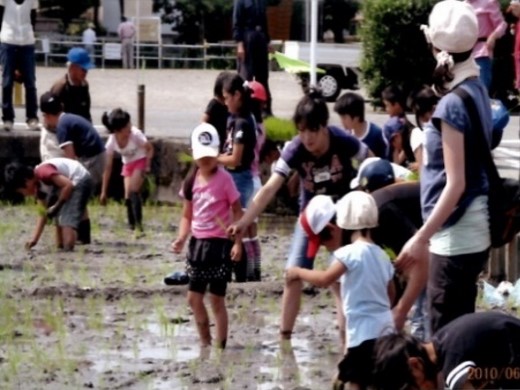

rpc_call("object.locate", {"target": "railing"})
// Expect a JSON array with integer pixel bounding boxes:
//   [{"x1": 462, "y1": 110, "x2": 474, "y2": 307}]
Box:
[{"x1": 34, "y1": 36, "x2": 237, "y2": 69}]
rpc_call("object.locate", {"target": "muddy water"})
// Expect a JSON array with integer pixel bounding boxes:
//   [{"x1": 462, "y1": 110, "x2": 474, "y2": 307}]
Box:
[{"x1": 0, "y1": 204, "x2": 344, "y2": 389}]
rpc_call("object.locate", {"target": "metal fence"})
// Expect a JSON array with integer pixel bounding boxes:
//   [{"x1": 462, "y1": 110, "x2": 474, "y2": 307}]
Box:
[{"x1": 34, "y1": 36, "x2": 237, "y2": 69}]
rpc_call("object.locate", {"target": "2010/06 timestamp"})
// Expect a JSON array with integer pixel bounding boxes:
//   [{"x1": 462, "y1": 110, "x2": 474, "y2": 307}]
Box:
[{"x1": 468, "y1": 367, "x2": 520, "y2": 381}]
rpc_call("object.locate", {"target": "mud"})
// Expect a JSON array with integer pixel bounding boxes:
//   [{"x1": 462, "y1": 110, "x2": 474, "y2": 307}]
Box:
[{"x1": 0, "y1": 203, "x2": 344, "y2": 389}]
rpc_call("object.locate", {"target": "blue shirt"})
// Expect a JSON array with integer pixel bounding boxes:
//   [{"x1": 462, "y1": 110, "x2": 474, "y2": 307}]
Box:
[
  {"x1": 274, "y1": 126, "x2": 361, "y2": 210},
  {"x1": 334, "y1": 241, "x2": 394, "y2": 348},
  {"x1": 421, "y1": 79, "x2": 491, "y2": 226},
  {"x1": 361, "y1": 122, "x2": 388, "y2": 158},
  {"x1": 56, "y1": 113, "x2": 105, "y2": 158}
]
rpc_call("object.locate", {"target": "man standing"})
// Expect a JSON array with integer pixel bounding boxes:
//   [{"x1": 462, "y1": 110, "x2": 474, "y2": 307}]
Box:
[
  {"x1": 232, "y1": 0, "x2": 272, "y2": 115},
  {"x1": 50, "y1": 47, "x2": 93, "y2": 122},
  {"x1": 117, "y1": 16, "x2": 136, "y2": 69},
  {"x1": 82, "y1": 23, "x2": 97, "y2": 58},
  {"x1": 0, "y1": 0, "x2": 39, "y2": 131}
]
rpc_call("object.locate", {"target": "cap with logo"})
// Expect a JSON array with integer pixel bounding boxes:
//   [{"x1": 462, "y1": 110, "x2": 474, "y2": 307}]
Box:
[
  {"x1": 299, "y1": 195, "x2": 336, "y2": 258},
  {"x1": 191, "y1": 123, "x2": 220, "y2": 160},
  {"x1": 350, "y1": 157, "x2": 395, "y2": 193}
]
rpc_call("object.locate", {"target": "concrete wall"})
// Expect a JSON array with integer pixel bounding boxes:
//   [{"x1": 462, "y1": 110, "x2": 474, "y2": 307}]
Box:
[{"x1": 0, "y1": 131, "x2": 298, "y2": 215}]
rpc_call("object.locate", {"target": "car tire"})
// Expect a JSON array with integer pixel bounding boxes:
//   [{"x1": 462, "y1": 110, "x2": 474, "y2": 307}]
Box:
[{"x1": 319, "y1": 70, "x2": 341, "y2": 102}]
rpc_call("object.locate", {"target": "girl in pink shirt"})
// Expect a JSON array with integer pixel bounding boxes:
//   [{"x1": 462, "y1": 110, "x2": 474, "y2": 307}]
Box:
[
  {"x1": 100, "y1": 108, "x2": 154, "y2": 236},
  {"x1": 172, "y1": 123, "x2": 243, "y2": 349}
]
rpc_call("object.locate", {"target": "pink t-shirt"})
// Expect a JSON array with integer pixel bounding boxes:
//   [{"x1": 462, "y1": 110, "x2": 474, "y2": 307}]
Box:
[
  {"x1": 181, "y1": 167, "x2": 240, "y2": 239},
  {"x1": 466, "y1": 0, "x2": 507, "y2": 58}
]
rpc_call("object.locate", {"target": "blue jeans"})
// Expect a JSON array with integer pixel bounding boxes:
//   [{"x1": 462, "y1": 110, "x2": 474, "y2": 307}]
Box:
[
  {"x1": 1, "y1": 43, "x2": 38, "y2": 122},
  {"x1": 229, "y1": 169, "x2": 253, "y2": 208},
  {"x1": 475, "y1": 56, "x2": 492, "y2": 91}
]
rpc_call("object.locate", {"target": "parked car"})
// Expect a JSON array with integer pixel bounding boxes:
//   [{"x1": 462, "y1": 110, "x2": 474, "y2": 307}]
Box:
[{"x1": 283, "y1": 40, "x2": 361, "y2": 101}]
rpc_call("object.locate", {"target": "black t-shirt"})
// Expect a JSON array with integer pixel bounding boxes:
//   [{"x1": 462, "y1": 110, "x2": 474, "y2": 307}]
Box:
[
  {"x1": 50, "y1": 74, "x2": 92, "y2": 122},
  {"x1": 433, "y1": 312, "x2": 520, "y2": 390},
  {"x1": 56, "y1": 113, "x2": 105, "y2": 158},
  {"x1": 205, "y1": 98, "x2": 228, "y2": 151},
  {"x1": 371, "y1": 182, "x2": 422, "y2": 254},
  {"x1": 223, "y1": 114, "x2": 256, "y2": 171}
]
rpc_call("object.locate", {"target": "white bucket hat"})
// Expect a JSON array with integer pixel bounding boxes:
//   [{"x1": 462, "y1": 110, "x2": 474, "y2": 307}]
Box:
[{"x1": 422, "y1": 0, "x2": 478, "y2": 54}]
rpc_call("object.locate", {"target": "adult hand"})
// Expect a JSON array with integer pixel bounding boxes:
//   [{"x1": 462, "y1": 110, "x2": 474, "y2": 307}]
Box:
[
  {"x1": 226, "y1": 220, "x2": 247, "y2": 240},
  {"x1": 46, "y1": 203, "x2": 62, "y2": 219},
  {"x1": 284, "y1": 267, "x2": 300, "y2": 283},
  {"x1": 230, "y1": 242, "x2": 242, "y2": 262},
  {"x1": 171, "y1": 237, "x2": 185, "y2": 254},
  {"x1": 237, "y1": 42, "x2": 245, "y2": 62},
  {"x1": 99, "y1": 193, "x2": 107, "y2": 206},
  {"x1": 392, "y1": 306, "x2": 408, "y2": 331},
  {"x1": 395, "y1": 234, "x2": 429, "y2": 273},
  {"x1": 25, "y1": 239, "x2": 37, "y2": 250}
]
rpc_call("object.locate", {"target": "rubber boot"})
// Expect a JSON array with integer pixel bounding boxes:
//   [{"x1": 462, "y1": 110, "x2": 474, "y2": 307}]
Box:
[
  {"x1": 125, "y1": 198, "x2": 135, "y2": 230},
  {"x1": 233, "y1": 243, "x2": 248, "y2": 283},
  {"x1": 130, "y1": 192, "x2": 144, "y2": 236},
  {"x1": 77, "y1": 219, "x2": 91, "y2": 245}
]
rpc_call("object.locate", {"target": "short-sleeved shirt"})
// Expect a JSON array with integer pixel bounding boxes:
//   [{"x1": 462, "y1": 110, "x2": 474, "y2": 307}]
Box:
[
  {"x1": 410, "y1": 127, "x2": 424, "y2": 154},
  {"x1": 359, "y1": 122, "x2": 388, "y2": 159},
  {"x1": 223, "y1": 114, "x2": 257, "y2": 171},
  {"x1": 274, "y1": 126, "x2": 362, "y2": 209},
  {"x1": 35, "y1": 157, "x2": 90, "y2": 187},
  {"x1": 105, "y1": 127, "x2": 148, "y2": 164},
  {"x1": 50, "y1": 74, "x2": 92, "y2": 122},
  {"x1": 56, "y1": 113, "x2": 105, "y2": 158},
  {"x1": 0, "y1": 0, "x2": 38, "y2": 45},
  {"x1": 334, "y1": 241, "x2": 395, "y2": 348},
  {"x1": 433, "y1": 312, "x2": 520, "y2": 390},
  {"x1": 180, "y1": 167, "x2": 240, "y2": 239},
  {"x1": 421, "y1": 79, "x2": 491, "y2": 226},
  {"x1": 205, "y1": 98, "x2": 229, "y2": 150}
]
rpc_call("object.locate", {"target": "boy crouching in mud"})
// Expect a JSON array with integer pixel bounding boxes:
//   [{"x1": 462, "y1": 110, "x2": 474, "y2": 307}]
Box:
[
  {"x1": 286, "y1": 191, "x2": 395, "y2": 390},
  {"x1": 4, "y1": 158, "x2": 93, "y2": 251}
]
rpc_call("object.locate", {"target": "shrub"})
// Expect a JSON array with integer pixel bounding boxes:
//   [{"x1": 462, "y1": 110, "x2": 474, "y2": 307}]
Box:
[
  {"x1": 264, "y1": 116, "x2": 297, "y2": 142},
  {"x1": 360, "y1": 0, "x2": 436, "y2": 105}
]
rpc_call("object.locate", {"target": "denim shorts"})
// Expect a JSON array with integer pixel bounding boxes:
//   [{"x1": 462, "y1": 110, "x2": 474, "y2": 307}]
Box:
[
  {"x1": 58, "y1": 177, "x2": 93, "y2": 229},
  {"x1": 229, "y1": 169, "x2": 253, "y2": 208},
  {"x1": 285, "y1": 220, "x2": 315, "y2": 270}
]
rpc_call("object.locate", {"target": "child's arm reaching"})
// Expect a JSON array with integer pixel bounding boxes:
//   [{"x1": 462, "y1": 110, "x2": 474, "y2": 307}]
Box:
[
  {"x1": 26, "y1": 200, "x2": 48, "y2": 249},
  {"x1": 171, "y1": 200, "x2": 192, "y2": 253},
  {"x1": 286, "y1": 260, "x2": 346, "y2": 288},
  {"x1": 229, "y1": 200, "x2": 243, "y2": 262}
]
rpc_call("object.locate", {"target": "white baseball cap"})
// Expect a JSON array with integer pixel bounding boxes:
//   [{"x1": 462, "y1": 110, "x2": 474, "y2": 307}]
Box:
[
  {"x1": 423, "y1": 0, "x2": 478, "y2": 54},
  {"x1": 191, "y1": 123, "x2": 220, "y2": 160},
  {"x1": 336, "y1": 191, "x2": 378, "y2": 230},
  {"x1": 299, "y1": 195, "x2": 336, "y2": 258}
]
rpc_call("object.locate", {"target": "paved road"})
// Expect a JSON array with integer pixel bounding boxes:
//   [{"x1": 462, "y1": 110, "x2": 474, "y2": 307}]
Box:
[{"x1": 5, "y1": 66, "x2": 520, "y2": 177}]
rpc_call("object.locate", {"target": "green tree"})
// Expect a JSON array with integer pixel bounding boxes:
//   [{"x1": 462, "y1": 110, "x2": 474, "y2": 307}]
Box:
[{"x1": 360, "y1": 0, "x2": 436, "y2": 103}]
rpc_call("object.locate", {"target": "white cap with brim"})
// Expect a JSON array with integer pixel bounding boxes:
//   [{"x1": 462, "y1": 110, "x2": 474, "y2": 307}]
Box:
[
  {"x1": 191, "y1": 123, "x2": 220, "y2": 160},
  {"x1": 336, "y1": 191, "x2": 378, "y2": 230}
]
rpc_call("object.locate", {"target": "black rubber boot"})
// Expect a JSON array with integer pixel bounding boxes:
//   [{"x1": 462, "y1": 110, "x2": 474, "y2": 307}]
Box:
[
  {"x1": 125, "y1": 198, "x2": 135, "y2": 230},
  {"x1": 77, "y1": 219, "x2": 91, "y2": 245},
  {"x1": 130, "y1": 192, "x2": 143, "y2": 231}
]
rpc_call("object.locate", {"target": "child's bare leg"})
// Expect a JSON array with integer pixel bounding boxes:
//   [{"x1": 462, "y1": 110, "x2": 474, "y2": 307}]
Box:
[
  {"x1": 55, "y1": 225, "x2": 64, "y2": 248},
  {"x1": 61, "y1": 226, "x2": 77, "y2": 250},
  {"x1": 209, "y1": 293, "x2": 228, "y2": 348},
  {"x1": 187, "y1": 291, "x2": 211, "y2": 346},
  {"x1": 331, "y1": 282, "x2": 346, "y2": 351},
  {"x1": 280, "y1": 279, "x2": 303, "y2": 339}
]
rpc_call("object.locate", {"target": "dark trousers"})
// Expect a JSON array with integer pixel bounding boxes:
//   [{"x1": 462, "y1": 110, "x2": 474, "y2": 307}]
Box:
[
  {"x1": 428, "y1": 249, "x2": 489, "y2": 333},
  {"x1": 1, "y1": 43, "x2": 38, "y2": 122},
  {"x1": 239, "y1": 29, "x2": 272, "y2": 114}
]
